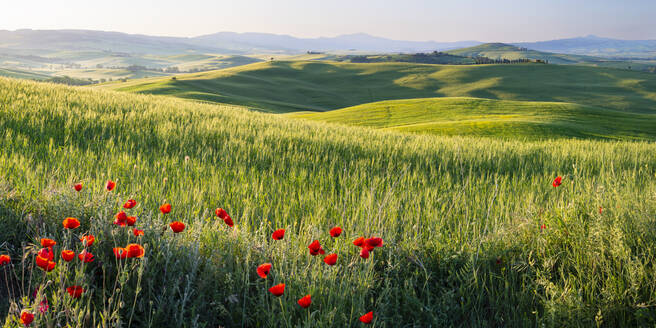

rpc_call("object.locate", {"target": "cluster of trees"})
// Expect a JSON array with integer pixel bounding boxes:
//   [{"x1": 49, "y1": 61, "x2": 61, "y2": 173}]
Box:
[
  {"x1": 347, "y1": 51, "x2": 547, "y2": 66},
  {"x1": 473, "y1": 57, "x2": 548, "y2": 64}
]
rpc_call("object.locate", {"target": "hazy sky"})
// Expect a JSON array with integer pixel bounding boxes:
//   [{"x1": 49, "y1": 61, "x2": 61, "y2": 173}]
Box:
[{"x1": 1, "y1": 0, "x2": 655, "y2": 42}]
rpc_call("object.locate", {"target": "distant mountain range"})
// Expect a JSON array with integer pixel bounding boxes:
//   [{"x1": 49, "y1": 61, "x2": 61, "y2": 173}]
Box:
[{"x1": 1, "y1": 29, "x2": 655, "y2": 59}]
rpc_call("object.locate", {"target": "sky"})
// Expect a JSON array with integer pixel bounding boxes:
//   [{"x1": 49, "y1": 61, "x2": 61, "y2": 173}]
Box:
[{"x1": 1, "y1": 0, "x2": 655, "y2": 42}]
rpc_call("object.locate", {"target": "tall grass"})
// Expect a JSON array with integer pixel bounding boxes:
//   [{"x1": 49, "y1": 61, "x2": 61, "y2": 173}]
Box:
[{"x1": 1, "y1": 77, "x2": 656, "y2": 327}]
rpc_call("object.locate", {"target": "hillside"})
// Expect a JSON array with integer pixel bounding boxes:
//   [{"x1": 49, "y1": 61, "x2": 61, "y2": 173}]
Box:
[
  {"x1": 2, "y1": 77, "x2": 656, "y2": 326},
  {"x1": 447, "y1": 43, "x2": 656, "y2": 71},
  {"x1": 515, "y1": 35, "x2": 656, "y2": 59},
  {"x1": 98, "y1": 60, "x2": 656, "y2": 114},
  {"x1": 0, "y1": 67, "x2": 49, "y2": 79},
  {"x1": 291, "y1": 97, "x2": 656, "y2": 140}
]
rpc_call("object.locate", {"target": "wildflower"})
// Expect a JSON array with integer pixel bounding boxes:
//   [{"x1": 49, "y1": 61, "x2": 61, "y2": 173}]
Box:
[
  {"x1": 552, "y1": 176, "x2": 562, "y2": 187},
  {"x1": 353, "y1": 237, "x2": 365, "y2": 247},
  {"x1": 0, "y1": 254, "x2": 10, "y2": 266},
  {"x1": 308, "y1": 240, "x2": 325, "y2": 256},
  {"x1": 126, "y1": 244, "x2": 145, "y2": 258},
  {"x1": 169, "y1": 221, "x2": 185, "y2": 233},
  {"x1": 80, "y1": 235, "x2": 95, "y2": 247},
  {"x1": 126, "y1": 216, "x2": 137, "y2": 226},
  {"x1": 61, "y1": 250, "x2": 75, "y2": 262},
  {"x1": 36, "y1": 256, "x2": 55, "y2": 272},
  {"x1": 323, "y1": 253, "x2": 338, "y2": 266},
  {"x1": 496, "y1": 257, "x2": 502, "y2": 265},
  {"x1": 20, "y1": 311, "x2": 34, "y2": 326},
  {"x1": 74, "y1": 183, "x2": 83, "y2": 192},
  {"x1": 113, "y1": 247, "x2": 128, "y2": 259},
  {"x1": 106, "y1": 180, "x2": 115, "y2": 191},
  {"x1": 540, "y1": 224, "x2": 546, "y2": 232},
  {"x1": 40, "y1": 238, "x2": 56, "y2": 248},
  {"x1": 359, "y1": 311, "x2": 373, "y2": 324},
  {"x1": 257, "y1": 263, "x2": 272, "y2": 279},
  {"x1": 66, "y1": 286, "x2": 84, "y2": 298},
  {"x1": 599, "y1": 207, "x2": 603, "y2": 214},
  {"x1": 269, "y1": 283, "x2": 285, "y2": 296},
  {"x1": 63, "y1": 217, "x2": 80, "y2": 229},
  {"x1": 133, "y1": 228, "x2": 144, "y2": 236},
  {"x1": 38, "y1": 247, "x2": 54, "y2": 261},
  {"x1": 114, "y1": 211, "x2": 128, "y2": 226},
  {"x1": 224, "y1": 215, "x2": 234, "y2": 227},
  {"x1": 38, "y1": 298, "x2": 48, "y2": 314},
  {"x1": 159, "y1": 203, "x2": 171, "y2": 214},
  {"x1": 215, "y1": 208, "x2": 228, "y2": 219},
  {"x1": 78, "y1": 250, "x2": 94, "y2": 263},
  {"x1": 123, "y1": 199, "x2": 137, "y2": 209},
  {"x1": 272, "y1": 229, "x2": 285, "y2": 240},
  {"x1": 364, "y1": 237, "x2": 383, "y2": 248},
  {"x1": 360, "y1": 248, "x2": 370, "y2": 259},
  {"x1": 329, "y1": 226, "x2": 342, "y2": 238},
  {"x1": 297, "y1": 295, "x2": 311, "y2": 308}
]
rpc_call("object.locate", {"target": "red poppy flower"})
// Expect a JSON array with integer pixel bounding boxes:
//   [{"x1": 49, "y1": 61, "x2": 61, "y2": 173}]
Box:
[
  {"x1": 552, "y1": 176, "x2": 562, "y2": 187},
  {"x1": 126, "y1": 216, "x2": 137, "y2": 226},
  {"x1": 38, "y1": 247, "x2": 54, "y2": 261},
  {"x1": 353, "y1": 237, "x2": 365, "y2": 247},
  {"x1": 159, "y1": 203, "x2": 171, "y2": 214},
  {"x1": 308, "y1": 240, "x2": 325, "y2": 256},
  {"x1": 329, "y1": 226, "x2": 342, "y2": 238},
  {"x1": 63, "y1": 217, "x2": 80, "y2": 229},
  {"x1": 359, "y1": 311, "x2": 373, "y2": 324},
  {"x1": 80, "y1": 235, "x2": 95, "y2": 247},
  {"x1": 169, "y1": 221, "x2": 185, "y2": 233},
  {"x1": 0, "y1": 254, "x2": 10, "y2": 266},
  {"x1": 20, "y1": 311, "x2": 34, "y2": 325},
  {"x1": 126, "y1": 244, "x2": 145, "y2": 258},
  {"x1": 133, "y1": 228, "x2": 144, "y2": 237},
  {"x1": 61, "y1": 250, "x2": 75, "y2": 262},
  {"x1": 599, "y1": 207, "x2": 603, "y2": 214},
  {"x1": 360, "y1": 248, "x2": 370, "y2": 259},
  {"x1": 40, "y1": 238, "x2": 56, "y2": 248},
  {"x1": 323, "y1": 253, "x2": 338, "y2": 266},
  {"x1": 257, "y1": 263, "x2": 272, "y2": 279},
  {"x1": 297, "y1": 294, "x2": 311, "y2": 308},
  {"x1": 114, "y1": 211, "x2": 128, "y2": 226},
  {"x1": 113, "y1": 247, "x2": 128, "y2": 259},
  {"x1": 224, "y1": 215, "x2": 234, "y2": 227},
  {"x1": 66, "y1": 286, "x2": 85, "y2": 298},
  {"x1": 123, "y1": 199, "x2": 137, "y2": 209},
  {"x1": 268, "y1": 283, "x2": 285, "y2": 296},
  {"x1": 36, "y1": 255, "x2": 56, "y2": 272},
  {"x1": 540, "y1": 224, "x2": 546, "y2": 232},
  {"x1": 74, "y1": 183, "x2": 83, "y2": 192},
  {"x1": 78, "y1": 250, "x2": 94, "y2": 263},
  {"x1": 215, "y1": 208, "x2": 228, "y2": 219},
  {"x1": 106, "y1": 180, "x2": 116, "y2": 191},
  {"x1": 364, "y1": 237, "x2": 383, "y2": 248},
  {"x1": 272, "y1": 229, "x2": 285, "y2": 240}
]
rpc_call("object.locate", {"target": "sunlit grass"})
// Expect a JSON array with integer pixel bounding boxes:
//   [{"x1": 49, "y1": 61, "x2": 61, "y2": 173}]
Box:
[{"x1": 1, "y1": 77, "x2": 656, "y2": 326}]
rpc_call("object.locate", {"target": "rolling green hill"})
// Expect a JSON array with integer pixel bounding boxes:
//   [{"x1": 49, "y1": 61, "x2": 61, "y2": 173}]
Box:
[
  {"x1": 0, "y1": 67, "x2": 49, "y2": 80},
  {"x1": 98, "y1": 60, "x2": 656, "y2": 114},
  {"x1": 447, "y1": 43, "x2": 656, "y2": 71},
  {"x1": 291, "y1": 97, "x2": 656, "y2": 140},
  {"x1": 2, "y1": 77, "x2": 656, "y2": 326}
]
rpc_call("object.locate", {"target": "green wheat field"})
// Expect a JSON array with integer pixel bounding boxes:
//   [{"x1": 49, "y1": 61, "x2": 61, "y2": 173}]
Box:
[{"x1": 1, "y1": 70, "x2": 656, "y2": 327}]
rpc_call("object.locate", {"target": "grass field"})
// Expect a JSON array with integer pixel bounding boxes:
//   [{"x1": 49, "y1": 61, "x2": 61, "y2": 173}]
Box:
[
  {"x1": 2, "y1": 77, "x2": 656, "y2": 327},
  {"x1": 291, "y1": 97, "x2": 656, "y2": 140},
  {"x1": 97, "y1": 60, "x2": 656, "y2": 114},
  {"x1": 0, "y1": 67, "x2": 49, "y2": 80}
]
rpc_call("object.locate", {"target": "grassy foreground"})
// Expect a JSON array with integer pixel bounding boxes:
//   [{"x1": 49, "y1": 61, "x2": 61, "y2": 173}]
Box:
[
  {"x1": 97, "y1": 60, "x2": 656, "y2": 114},
  {"x1": 2, "y1": 78, "x2": 656, "y2": 327},
  {"x1": 291, "y1": 97, "x2": 656, "y2": 141}
]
